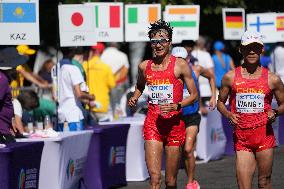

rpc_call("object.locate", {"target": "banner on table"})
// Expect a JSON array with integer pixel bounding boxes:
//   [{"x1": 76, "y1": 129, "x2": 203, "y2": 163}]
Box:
[
  {"x1": 246, "y1": 13, "x2": 277, "y2": 43},
  {"x1": 125, "y1": 4, "x2": 161, "y2": 42},
  {"x1": 164, "y1": 5, "x2": 200, "y2": 43},
  {"x1": 0, "y1": 0, "x2": 39, "y2": 45},
  {"x1": 58, "y1": 4, "x2": 97, "y2": 47},
  {"x1": 85, "y1": 2, "x2": 124, "y2": 42},
  {"x1": 276, "y1": 13, "x2": 284, "y2": 42},
  {"x1": 222, "y1": 8, "x2": 245, "y2": 40},
  {"x1": 196, "y1": 110, "x2": 226, "y2": 162}
]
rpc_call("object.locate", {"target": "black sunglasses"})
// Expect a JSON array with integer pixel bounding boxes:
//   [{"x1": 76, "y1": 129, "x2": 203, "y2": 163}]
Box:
[
  {"x1": 241, "y1": 43, "x2": 263, "y2": 54},
  {"x1": 150, "y1": 38, "x2": 170, "y2": 45}
]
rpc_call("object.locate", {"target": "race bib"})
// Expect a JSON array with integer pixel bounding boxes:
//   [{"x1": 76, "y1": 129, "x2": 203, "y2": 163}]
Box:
[
  {"x1": 148, "y1": 84, "x2": 173, "y2": 104},
  {"x1": 236, "y1": 93, "x2": 265, "y2": 113}
]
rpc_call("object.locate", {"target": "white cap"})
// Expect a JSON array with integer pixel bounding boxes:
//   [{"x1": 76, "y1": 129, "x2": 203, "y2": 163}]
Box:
[
  {"x1": 171, "y1": 47, "x2": 188, "y2": 59},
  {"x1": 241, "y1": 30, "x2": 264, "y2": 46}
]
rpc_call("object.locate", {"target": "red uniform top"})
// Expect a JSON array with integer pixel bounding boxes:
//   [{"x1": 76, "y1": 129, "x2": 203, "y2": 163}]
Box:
[
  {"x1": 230, "y1": 66, "x2": 273, "y2": 129},
  {"x1": 145, "y1": 55, "x2": 183, "y2": 117}
]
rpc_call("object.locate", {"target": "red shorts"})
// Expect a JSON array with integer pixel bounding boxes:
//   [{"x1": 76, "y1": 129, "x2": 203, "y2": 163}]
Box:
[
  {"x1": 144, "y1": 111, "x2": 185, "y2": 146},
  {"x1": 234, "y1": 125, "x2": 276, "y2": 153}
]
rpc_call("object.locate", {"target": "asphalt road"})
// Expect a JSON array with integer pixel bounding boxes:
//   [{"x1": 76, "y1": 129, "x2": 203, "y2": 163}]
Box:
[{"x1": 117, "y1": 146, "x2": 284, "y2": 189}]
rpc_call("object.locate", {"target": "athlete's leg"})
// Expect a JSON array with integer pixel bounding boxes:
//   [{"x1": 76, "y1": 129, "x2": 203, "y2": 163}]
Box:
[
  {"x1": 164, "y1": 145, "x2": 182, "y2": 188},
  {"x1": 236, "y1": 151, "x2": 257, "y2": 189},
  {"x1": 184, "y1": 126, "x2": 198, "y2": 184},
  {"x1": 145, "y1": 140, "x2": 163, "y2": 189},
  {"x1": 256, "y1": 148, "x2": 274, "y2": 189}
]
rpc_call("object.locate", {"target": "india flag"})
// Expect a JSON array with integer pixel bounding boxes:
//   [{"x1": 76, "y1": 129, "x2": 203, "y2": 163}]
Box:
[
  {"x1": 165, "y1": 6, "x2": 199, "y2": 28},
  {"x1": 95, "y1": 4, "x2": 121, "y2": 28},
  {"x1": 127, "y1": 4, "x2": 160, "y2": 24}
]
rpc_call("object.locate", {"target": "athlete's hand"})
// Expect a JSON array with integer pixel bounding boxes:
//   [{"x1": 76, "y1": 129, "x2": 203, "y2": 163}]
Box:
[
  {"x1": 200, "y1": 106, "x2": 208, "y2": 115},
  {"x1": 209, "y1": 96, "x2": 216, "y2": 110},
  {"x1": 128, "y1": 97, "x2": 138, "y2": 107},
  {"x1": 227, "y1": 112, "x2": 240, "y2": 125},
  {"x1": 159, "y1": 103, "x2": 177, "y2": 114},
  {"x1": 267, "y1": 110, "x2": 277, "y2": 123}
]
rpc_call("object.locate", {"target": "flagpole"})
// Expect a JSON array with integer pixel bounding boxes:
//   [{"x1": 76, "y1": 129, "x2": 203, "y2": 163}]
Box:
[{"x1": 54, "y1": 0, "x2": 63, "y2": 130}]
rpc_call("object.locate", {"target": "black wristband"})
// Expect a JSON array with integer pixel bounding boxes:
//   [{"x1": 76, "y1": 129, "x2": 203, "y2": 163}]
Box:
[{"x1": 176, "y1": 102, "x2": 182, "y2": 111}]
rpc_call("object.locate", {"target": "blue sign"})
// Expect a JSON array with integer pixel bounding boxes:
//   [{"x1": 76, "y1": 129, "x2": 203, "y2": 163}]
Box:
[{"x1": 0, "y1": 3, "x2": 36, "y2": 23}]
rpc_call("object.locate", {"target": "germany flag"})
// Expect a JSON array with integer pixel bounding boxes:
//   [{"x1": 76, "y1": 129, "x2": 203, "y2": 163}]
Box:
[{"x1": 225, "y1": 12, "x2": 244, "y2": 28}]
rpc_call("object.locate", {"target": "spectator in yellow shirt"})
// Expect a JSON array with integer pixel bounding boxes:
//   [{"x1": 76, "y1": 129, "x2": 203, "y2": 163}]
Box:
[
  {"x1": 83, "y1": 43, "x2": 116, "y2": 121},
  {"x1": 11, "y1": 45, "x2": 49, "y2": 97}
]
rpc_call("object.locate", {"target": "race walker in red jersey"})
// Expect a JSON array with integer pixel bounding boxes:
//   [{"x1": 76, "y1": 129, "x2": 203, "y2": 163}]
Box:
[
  {"x1": 144, "y1": 55, "x2": 185, "y2": 146},
  {"x1": 217, "y1": 30, "x2": 284, "y2": 189},
  {"x1": 230, "y1": 66, "x2": 275, "y2": 152},
  {"x1": 128, "y1": 20, "x2": 198, "y2": 189}
]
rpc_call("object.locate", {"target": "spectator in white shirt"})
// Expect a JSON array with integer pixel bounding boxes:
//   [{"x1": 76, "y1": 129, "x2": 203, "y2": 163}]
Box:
[
  {"x1": 191, "y1": 36, "x2": 215, "y2": 114},
  {"x1": 57, "y1": 47, "x2": 95, "y2": 131},
  {"x1": 101, "y1": 43, "x2": 130, "y2": 116},
  {"x1": 270, "y1": 42, "x2": 284, "y2": 83}
]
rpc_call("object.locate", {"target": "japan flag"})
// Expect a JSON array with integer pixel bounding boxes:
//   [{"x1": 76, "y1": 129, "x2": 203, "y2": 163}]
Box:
[{"x1": 59, "y1": 5, "x2": 95, "y2": 32}]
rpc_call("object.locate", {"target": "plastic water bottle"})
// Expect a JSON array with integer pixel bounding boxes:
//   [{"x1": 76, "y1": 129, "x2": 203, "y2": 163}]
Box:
[
  {"x1": 36, "y1": 117, "x2": 44, "y2": 130},
  {"x1": 44, "y1": 115, "x2": 52, "y2": 130},
  {"x1": 27, "y1": 116, "x2": 34, "y2": 133},
  {"x1": 63, "y1": 120, "x2": 69, "y2": 132}
]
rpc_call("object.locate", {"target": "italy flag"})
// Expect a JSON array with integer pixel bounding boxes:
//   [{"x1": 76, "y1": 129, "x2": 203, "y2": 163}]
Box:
[
  {"x1": 95, "y1": 4, "x2": 120, "y2": 28},
  {"x1": 85, "y1": 2, "x2": 124, "y2": 42}
]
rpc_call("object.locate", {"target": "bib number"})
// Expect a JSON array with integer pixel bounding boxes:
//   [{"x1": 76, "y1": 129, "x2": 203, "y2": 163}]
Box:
[
  {"x1": 148, "y1": 84, "x2": 173, "y2": 104},
  {"x1": 236, "y1": 93, "x2": 265, "y2": 113}
]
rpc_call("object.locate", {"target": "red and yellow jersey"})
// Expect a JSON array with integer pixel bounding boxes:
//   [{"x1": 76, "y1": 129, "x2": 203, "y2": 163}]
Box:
[
  {"x1": 230, "y1": 66, "x2": 273, "y2": 129},
  {"x1": 145, "y1": 55, "x2": 183, "y2": 116}
]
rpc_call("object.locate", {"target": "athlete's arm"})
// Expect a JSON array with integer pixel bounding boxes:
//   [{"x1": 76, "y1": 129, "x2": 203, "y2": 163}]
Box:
[
  {"x1": 268, "y1": 72, "x2": 284, "y2": 122},
  {"x1": 159, "y1": 58, "x2": 198, "y2": 113},
  {"x1": 199, "y1": 65, "x2": 217, "y2": 110},
  {"x1": 229, "y1": 57, "x2": 235, "y2": 70},
  {"x1": 217, "y1": 71, "x2": 239, "y2": 124},
  {"x1": 178, "y1": 58, "x2": 198, "y2": 107},
  {"x1": 128, "y1": 61, "x2": 147, "y2": 107}
]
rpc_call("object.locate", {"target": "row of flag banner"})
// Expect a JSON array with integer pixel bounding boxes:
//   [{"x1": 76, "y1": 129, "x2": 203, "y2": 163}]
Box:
[{"x1": 0, "y1": 0, "x2": 284, "y2": 46}]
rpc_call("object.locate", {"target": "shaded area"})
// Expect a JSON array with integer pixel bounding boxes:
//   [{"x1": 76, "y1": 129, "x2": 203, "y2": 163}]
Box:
[{"x1": 119, "y1": 146, "x2": 284, "y2": 189}]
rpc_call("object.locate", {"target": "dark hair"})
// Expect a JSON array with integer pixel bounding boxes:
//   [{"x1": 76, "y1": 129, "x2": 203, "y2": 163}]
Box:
[
  {"x1": 0, "y1": 69, "x2": 17, "y2": 83},
  {"x1": 181, "y1": 40, "x2": 196, "y2": 48},
  {"x1": 17, "y1": 91, "x2": 39, "y2": 111},
  {"x1": 62, "y1": 47, "x2": 89, "y2": 60},
  {"x1": 148, "y1": 20, "x2": 173, "y2": 41}
]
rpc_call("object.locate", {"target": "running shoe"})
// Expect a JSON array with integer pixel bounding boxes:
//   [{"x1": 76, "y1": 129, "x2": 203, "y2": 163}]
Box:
[{"x1": 185, "y1": 180, "x2": 200, "y2": 189}]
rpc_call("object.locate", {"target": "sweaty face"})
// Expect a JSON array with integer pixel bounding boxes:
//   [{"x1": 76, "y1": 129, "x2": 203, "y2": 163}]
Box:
[
  {"x1": 240, "y1": 43, "x2": 263, "y2": 64},
  {"x1": 150, "y1": 30, "x2": 171, "y2": 58}
]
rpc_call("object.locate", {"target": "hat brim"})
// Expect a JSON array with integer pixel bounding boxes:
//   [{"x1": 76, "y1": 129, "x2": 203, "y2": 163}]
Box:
[
  {"x1": 24, "y1": 49, "x2": 36, "y2": 55},
  {"x1": 241, "y1": 41, "x2": 264, "y2": 46},
  {"x1": 0, "y1": 67, "x2": 13, "y2": 70},
  {"x1": 0, "y1": 47, "x2": 29, "y2": 69}
]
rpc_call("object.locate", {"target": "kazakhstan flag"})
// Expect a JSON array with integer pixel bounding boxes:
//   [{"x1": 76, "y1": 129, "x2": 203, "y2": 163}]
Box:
[{"x1": 0, "y1": 3, "x2": 36, "y2": 23}]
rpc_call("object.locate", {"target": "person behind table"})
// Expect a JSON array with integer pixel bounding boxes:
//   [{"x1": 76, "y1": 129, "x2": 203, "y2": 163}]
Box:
[
  {"x1": 217, "y1": 30, "x2": 284, "y2": 189},
  {"x1": 0, "y1": 47, "x2": 28, "y2": 143},
  {"x1": 128, "y1": 20, "x2": 198, "y2": 189},
  {"x1": 83, "y1": 43, "x2": 116, "y2": 122},
  {"x1": 57, "y1": 47, "x2": 95, "y2": 131},
  {"x1": 13, "y1": 91, "x2": 40, "y2": 133},
  {"x1": 10, "y1": 45, "x2": 49, "y2": 97}
]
